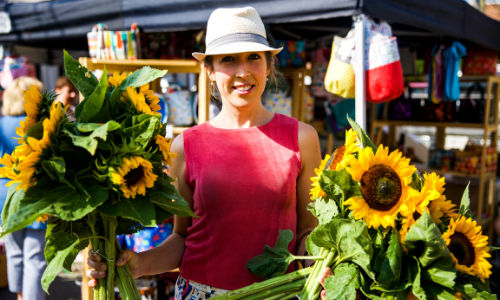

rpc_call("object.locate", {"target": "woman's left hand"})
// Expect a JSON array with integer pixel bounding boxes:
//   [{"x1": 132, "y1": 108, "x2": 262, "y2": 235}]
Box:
[{"x1": 319, "y1": 267, "x2": 334, "y2": 300}]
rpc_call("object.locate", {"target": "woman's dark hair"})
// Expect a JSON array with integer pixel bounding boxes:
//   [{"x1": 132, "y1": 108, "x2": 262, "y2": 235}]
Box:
[{"x1": 203, "y1": 52, "x2": 280, "y2": 107}]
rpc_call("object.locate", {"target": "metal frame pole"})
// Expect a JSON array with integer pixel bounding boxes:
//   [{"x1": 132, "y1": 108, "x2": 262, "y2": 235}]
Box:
[{"x1": 354, "y1": 14, "x2": 367, "y2": 130}]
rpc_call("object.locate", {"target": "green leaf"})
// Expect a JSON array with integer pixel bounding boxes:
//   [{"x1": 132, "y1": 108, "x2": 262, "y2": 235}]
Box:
[
  {"x1": 306, "y1": 235, "x2": 321, "y2": 257},
  {"x1": 63, "y1": 50, "x2": 99, "y2": 98},
  {"x1": 314, "y1": 197, "x2": 339, "y2": 225},
  {"x1": 377, "y1": 229, "x2": 404, "y2": 288},
  {"x1": 154, "y1": 205, "x2": 173, "y2": 223},
  {"x1": 42, "y1": 237, "x2": 79, "y2": 293},
  {"x1": 404, "y1": 211, "x2": 455, "y2": 269},
  {"x1": 311, "y1": 219, "x2": 375, "y2": 279},
  {"x1": 41, "y1": 156, "x2": 66, "y2": 182},
  {"x1": 44, "y1": 232, "x2": 78, "y2": 268},
  {"x1": 79, "y1": 67, "x2": 108, "y2": 122},
  {"x1": 459, "y1": 183, "x2": 472, "y2": 219},
  {"x1": 424, "y1": 258, "x2": 456, "y2": 289},
  {"x1": 75, "y1": 98, "x2": 87, "y2": 120},
  {"x1": 149, "y1": 191, "x2": 195, "y2": 217},
  {"x1": 409, "y1": 170, "x2": 424, "y2": 192},
  {"x1": 1, "y1": 186, "x2": 55, "y2": 236},
  {"x1": 25, "y1": 119, "x2": 44, "y2": 142},
  {"x1": 52, "y1": 183, "x2": 109, "y2": 221},
  {"x1": 122, "y1": 114, "x2": 161, "y2": 145},
  {"x1": 66, "y1": 121, "x2": 121, "y2": 155},
  {"x1": 320, "y1": 169, "x2": 351, "y2": 203},
  {"x1": 325, "y1": 263, "x2": 360, "y2": 300},
  {"x1": 245, "y1": 229, "x2": 295, "y2": 279},
  {"x1": 110, "y1": 67, "x2": 167, "y2": 103},
  {"x1": 97, "y1": 195, "x2": 156, "y2": 227},
  {"x1": 347, "y1": 115, "x2": 377, "y2": 153},
  {"x1": 1, "y1": 183, "x2": 23, "y2": 227}
]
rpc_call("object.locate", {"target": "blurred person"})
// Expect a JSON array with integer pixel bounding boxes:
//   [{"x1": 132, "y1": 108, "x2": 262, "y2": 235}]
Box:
[
  {"x1": 54, "y1": 76, "x2": 78, "y2": 121},
  {"x1": 0, "y1": 76, "x2": 48, "y2": 300}
]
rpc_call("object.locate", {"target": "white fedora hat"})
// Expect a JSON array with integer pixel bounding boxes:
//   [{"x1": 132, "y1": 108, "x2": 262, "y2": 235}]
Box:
[{"x1": 192, "y1": 7, "x2": 282, "y2": 61}]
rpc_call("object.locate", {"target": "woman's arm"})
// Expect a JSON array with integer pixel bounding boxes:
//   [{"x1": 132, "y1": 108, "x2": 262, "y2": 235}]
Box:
[{"x1": 296, "y1": 122, "x2": 321, "y2": 260}]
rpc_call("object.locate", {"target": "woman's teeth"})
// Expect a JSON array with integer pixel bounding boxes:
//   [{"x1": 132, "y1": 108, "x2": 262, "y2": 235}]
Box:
[{"x1": 235, "y1": 86, "x2": 252, "y2": 91}]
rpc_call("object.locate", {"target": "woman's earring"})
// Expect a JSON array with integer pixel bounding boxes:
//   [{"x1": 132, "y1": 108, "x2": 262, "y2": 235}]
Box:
[
  {"x1": 210, "y1": 81, "x2": 214, "y2": 86},
  {"x1": 266, "y1": 77, "x2": 269, "y2": 81}
]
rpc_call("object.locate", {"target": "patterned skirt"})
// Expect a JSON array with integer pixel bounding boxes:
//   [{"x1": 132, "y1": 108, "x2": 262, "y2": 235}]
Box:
[{"x1": 175, "y1": 276, "x2": 229, "y2": 300}]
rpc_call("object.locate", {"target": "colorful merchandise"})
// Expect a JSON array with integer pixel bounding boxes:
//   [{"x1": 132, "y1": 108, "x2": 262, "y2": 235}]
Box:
[
  {"x1": 462, "y1": 48, "x2": 498, "y2": 75},
  {"x1": 262, "y1": 92, "x2": 292, "y2": 117},
  {"x1": 275, "y1": 40, "x2": 306, "y2": 68},
  {"x1": 311, "y1": 47, "x2": 332, "y2": 98},
  {"x1": 119, "y1": 223, "x2": 173, "y2": 252},
  {"x1": 166, "y1": 89, "x2": 193, "y2": 126},
  {"x1": 303, "y1": 88, "x2": 315, "y2": 123},
  {"x1": 324, "y1": 34, "x2": 356, "y2": 98},
  {"x1": 454, "y1": 145, "x2": 497, "y2": 175}
]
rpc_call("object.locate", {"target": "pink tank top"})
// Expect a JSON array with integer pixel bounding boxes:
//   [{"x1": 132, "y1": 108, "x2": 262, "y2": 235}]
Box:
[{"x1": 180, "y1": 113, "x2": 302, "y2": 290}]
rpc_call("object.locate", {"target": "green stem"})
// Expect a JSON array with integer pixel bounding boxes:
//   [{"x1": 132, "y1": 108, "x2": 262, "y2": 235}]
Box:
[
  {"x1": 211, "y1": 268, "x2": 312, "y2": 300},
  {"x1": 294, "y1": 256, "x2": 324, "y2": 261},
  {"x1": 115, "y1": 237, "x2": 142, "y2": 300},
  {"x1": 102, "y1": 215, "x2": 117, "y2": 300},
  {"x1": 300, "y1": 248, "x2": 328, "y2": 300},
  {"x1": 98, "y1": 240, "x2": 107, "y2": 299},
  {"x1": 308, "y1": 250, "x2": 336, "y2": 300},
  {"x1": 239, "y1": 278, "x2": 305, "y2": 300}
]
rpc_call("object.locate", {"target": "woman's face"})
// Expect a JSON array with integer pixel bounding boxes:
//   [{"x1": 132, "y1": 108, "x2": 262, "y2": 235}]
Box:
[{"x1": 208, "y1": 51, "x2": 270, "y2": 109}]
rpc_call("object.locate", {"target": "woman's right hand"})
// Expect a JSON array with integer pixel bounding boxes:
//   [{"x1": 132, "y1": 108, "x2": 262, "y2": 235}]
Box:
[{"x1": 86, "y1": 249, "x2": 142, "y2": 287}]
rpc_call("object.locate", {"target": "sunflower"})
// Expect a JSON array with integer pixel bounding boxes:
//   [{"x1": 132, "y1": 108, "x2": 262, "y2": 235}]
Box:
[
  {"x1": 36, "y1": 214, "x2": 49, "y2": 224},
  {"x1": 15, "y1": 151, "x2": 41, "y2": 191},
  {"x1": 108, "y1": 72, "x2": 128, "y2": 87},
  {"x1": 344, "y1": 145, "x2": 416, "y2": 229},
  {"x1": 0, "y1": 153, "x2": 17, "y2": 181},
  {"x1": 310, "y1": 154, "x2": 330, "y2": 200},
  {"x1": 330, "y1": 129, "x2": 360, "y2": 171},
  {"x1": 429, "y1": 195, "x2": 457, "y2": 224},
  {"x1": 140, "y1": 84, "x2": 162, "y2": 114},
  {"x1": 400, "y1": 173, "x2": 444, "y2": 242},
  {"x1": 442, "y1": 215, "x2": 492, "y2": 280},
  {"x1": 27, "y1": 101, "x2": 66, "y2": 152},
  {"x1": 16, "y1": 85, "x2": 43, "y2": 139},
  {"x1": 124, "y1": 87, "x2": 155, "y2": 115},
  {"x1": 111, "y1": 156, "x2": 158, "y2": 198},
  {"x1": 154, "y1": 135, "x2": 178, "y2": 166}
]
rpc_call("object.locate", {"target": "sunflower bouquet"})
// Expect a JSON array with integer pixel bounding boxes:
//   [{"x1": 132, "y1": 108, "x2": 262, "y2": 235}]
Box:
[
  {"x1": 212, "y1": 118, "x2": 498, "y2": 300},
  {"x1": 0, "y1": 51, "x2": 195, "y2": 300}
]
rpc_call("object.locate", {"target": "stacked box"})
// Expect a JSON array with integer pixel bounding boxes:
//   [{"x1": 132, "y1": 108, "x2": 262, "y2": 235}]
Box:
[{"x1": 453, "y1": 146, "x2": 497, "y2": 175}]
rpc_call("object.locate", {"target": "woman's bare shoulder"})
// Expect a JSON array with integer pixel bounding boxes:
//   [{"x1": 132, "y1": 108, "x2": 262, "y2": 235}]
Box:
[
  {"x1": 171, "y1": 133, "x2": 185, "y2": 159},
  {"x1": 297, "y1": 121, "x2": 319, "y2": 146}
]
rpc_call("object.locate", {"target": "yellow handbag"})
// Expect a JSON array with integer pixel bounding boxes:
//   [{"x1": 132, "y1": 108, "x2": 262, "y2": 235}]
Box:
[{"x1": 324, "y1": 33, "x2": 356, "y2": 98}]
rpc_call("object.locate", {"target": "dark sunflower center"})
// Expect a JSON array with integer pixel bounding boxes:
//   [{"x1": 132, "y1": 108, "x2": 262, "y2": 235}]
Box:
[
  {"x1": 448, "y1": 232, "x2": 475, "y2": 267},
  {"x1": 124, "y1": 167, "x2": 144, "y2": 187},
  {"x1": 330, "y1": 145, "x2": 346, "y2": 170},
  {"x1": 360, "y1": 164, "x2": 402, "y2": 211}
]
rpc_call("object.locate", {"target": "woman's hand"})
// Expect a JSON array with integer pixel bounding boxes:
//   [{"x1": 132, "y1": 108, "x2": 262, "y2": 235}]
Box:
[
  {"x1": 319, "y1": 267, "x2": 334, "y2": 300},
  {"x1": 86, "y1": 249, "x2": 142, "y2": 287}
]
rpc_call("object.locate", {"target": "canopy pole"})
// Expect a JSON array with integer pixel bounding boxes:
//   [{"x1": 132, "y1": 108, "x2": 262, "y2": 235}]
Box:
[{"x1": 353, "y1": 14, "x2": 366, "y2": 130}]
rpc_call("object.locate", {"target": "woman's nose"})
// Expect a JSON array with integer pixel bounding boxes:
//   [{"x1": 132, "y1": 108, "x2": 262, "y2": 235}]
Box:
[{"x1": 235, "y1": 62, "x2": 251, "y2": 78}]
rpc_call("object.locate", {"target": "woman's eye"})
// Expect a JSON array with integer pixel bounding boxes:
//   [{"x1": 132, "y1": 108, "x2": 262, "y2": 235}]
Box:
[
  {"x1": 221, "y1": 56, "x2": 234, "y2": 63},
  {"x1": 249, "y1": 54, "x2": 261, "y2": 60}
]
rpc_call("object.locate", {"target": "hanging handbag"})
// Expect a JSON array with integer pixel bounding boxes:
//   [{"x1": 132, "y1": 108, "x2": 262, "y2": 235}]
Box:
[
  {"x1": 324, "y1": 33, "x2": 356, "y2": 99},
  {"x1": 456, "y1": 83, "x2": 485, "y2": 123},
  {"x1": 365, "y1": 36, "x2": 404, "y2": 103}
]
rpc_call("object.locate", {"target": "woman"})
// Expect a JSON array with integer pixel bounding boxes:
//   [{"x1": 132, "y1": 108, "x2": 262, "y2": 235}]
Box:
[
  {"x1": 0, "y1": 76, "x2": 48, "y2": 300},
  {"x1": 88, "y1": 7, "x2": 331, "y2": 299}
]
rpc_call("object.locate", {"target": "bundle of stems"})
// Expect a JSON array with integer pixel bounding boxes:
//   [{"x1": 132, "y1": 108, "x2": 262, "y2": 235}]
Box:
[
  {"x1": 213, "y1": 247, "x2": 336, "y2": 300},
  {"x1": 88, "y1": 212, "x2": 142, "y2": 300}
]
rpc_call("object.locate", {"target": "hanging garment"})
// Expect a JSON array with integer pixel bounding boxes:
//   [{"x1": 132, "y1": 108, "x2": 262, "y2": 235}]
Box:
[
  {"x1": 324, "y1": 33, "x2": 356, "y2": 98},
  {"x1": 431, "y1": 45, "x2": 446, "y2": 104},
  {"x1": 443, "y1": 42, "x2": 467, "y2": 101},
  {"x1": 312, "y1": 47, "x2": 332, "y2": 98}
]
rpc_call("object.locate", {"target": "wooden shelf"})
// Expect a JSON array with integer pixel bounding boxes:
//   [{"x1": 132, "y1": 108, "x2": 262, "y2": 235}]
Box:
[
  {"x1": 373, "y1": 120, "x2": 498, "y2": 131},
  {"x1": 81, "y1": 58, "x2": 201, "y2": 73},
  {"x1": 172, "y1": 127, "x2": 190, "y2": 135},
  {"x1": 416, "y1": 167, "x2": 497, "y2": 180}
]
